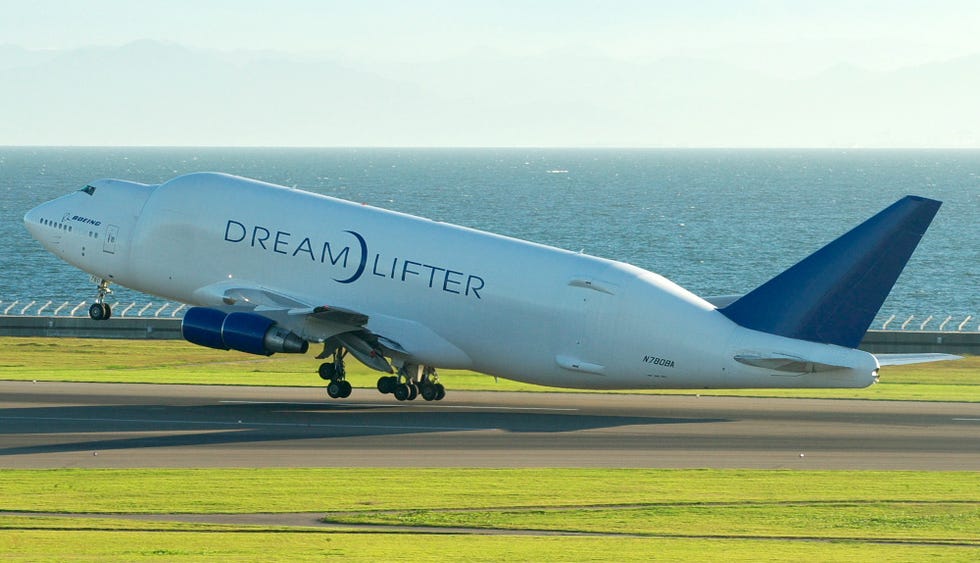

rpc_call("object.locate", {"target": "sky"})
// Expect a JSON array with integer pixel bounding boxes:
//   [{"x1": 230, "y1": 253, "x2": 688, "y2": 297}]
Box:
[
  {"x1": 6, "y1": 1, "x2": 980, "y2": 73},
  {"x1": 2, "y1": 1, "x2": 979, "y2": 146}
]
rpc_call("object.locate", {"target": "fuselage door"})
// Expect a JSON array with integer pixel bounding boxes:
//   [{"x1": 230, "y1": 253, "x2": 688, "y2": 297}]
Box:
[
  {"x1": 103, "y1": 225, "x2": 119, "y2": 254},
  {"x1": 558, "y1": 276, "x2": 619, "y2": 371}
]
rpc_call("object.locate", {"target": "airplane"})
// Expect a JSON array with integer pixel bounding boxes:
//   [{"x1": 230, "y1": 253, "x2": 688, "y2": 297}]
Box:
[{"x1": 23, "y1": 172, "x2": 959, "y2": 401}]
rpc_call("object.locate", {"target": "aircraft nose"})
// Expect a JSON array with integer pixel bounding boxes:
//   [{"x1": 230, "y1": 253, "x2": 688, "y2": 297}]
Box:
[
  {"x1": 24, "y1": 199, "x2": 65, "y2": 246},
  {"x1": 23, "y1": 203, "x2": 44, "y2": 239}
]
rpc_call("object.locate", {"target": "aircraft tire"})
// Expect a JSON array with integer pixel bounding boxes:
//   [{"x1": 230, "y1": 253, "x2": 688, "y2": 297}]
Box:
[
  {"x1": 318, "y1": 362, "x2": 336, "y2": 381},
  {"x1": 394, "y1": 383, "x2": 410, "y2": 401},
  {"x1": 377, "y1": 376, "x2": 396, "y2": 394},
  {"x1": 434, "y1": 384, "x2": 446, "y2": 401},
  {"x1": 407, "y1": 383, "x2": 418, "y2": 401},
  {"x1": 326, "y1": 380, "x2": 342, "y2": 398},
  {"x1": 338, "y1": 380, "x2": 352, "y2": 398},
  {"x1": 89, "y1": 303, "x2": 110, "y2": 321},
  {"x1": 421, "y1": 383, "x2": 438, "y2": 401}
]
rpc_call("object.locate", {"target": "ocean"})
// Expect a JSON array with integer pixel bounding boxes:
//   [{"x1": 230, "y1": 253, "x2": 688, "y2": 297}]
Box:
[{"x1": 2, "y1": 147, "x2": 977, "y2": 327}]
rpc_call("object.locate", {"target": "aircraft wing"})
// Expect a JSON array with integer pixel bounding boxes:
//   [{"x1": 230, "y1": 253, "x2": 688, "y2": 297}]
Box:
[
  {"x1": 222, "y1": 287, "x2": 369, "y2": 326},
  {"x1": 195, "y1": 282, "x2": 311, "y2": 310},
  {"x1": 192, "y1": 280, "x2": 370, "y2": 337},
  {"x1": 874, "y1": 353, "x2": 963, "y2": 366},
  {"x1": 190, "y1": 281, "x2": 467, "y2": 370}
]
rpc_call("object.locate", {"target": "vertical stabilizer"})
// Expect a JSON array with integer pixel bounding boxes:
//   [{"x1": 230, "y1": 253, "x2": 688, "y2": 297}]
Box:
[{"x1": 720, "y1": 196, "x2": 941, "y2": 348}]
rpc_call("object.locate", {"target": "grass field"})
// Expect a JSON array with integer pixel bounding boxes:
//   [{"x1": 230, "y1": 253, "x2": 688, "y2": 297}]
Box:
[
  {"x1": 1, "y1": 469, "x2": 978, "y2": 561},
  {"x1": 1, "y1": 337, "x2": 977, "y2": 401}
]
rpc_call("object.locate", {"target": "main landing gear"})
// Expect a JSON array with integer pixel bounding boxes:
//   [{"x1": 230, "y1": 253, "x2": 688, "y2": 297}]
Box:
[
  {"x1": 317, "y1": 342, "x2": 446, "y2": 402},
  {"x1": 318, "y1": 346, "x2": 352, "y2": 399},
  {"x1": 88, "y1": 278, "x2": 112, "y2": 320},
  {"x1": 377, "y1": 364, "x2": 446, "y2": 402}
]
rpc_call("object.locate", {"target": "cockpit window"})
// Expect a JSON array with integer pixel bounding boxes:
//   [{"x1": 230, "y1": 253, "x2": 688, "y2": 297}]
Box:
[{"x1": 80, "y1": 185, "x2": 96, "y2": 195}]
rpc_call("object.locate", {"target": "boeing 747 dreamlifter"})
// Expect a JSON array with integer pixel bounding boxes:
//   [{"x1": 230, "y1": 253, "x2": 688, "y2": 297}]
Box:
[{"x1": 24, "y1": 173, "x2": 956, "y2": 401}]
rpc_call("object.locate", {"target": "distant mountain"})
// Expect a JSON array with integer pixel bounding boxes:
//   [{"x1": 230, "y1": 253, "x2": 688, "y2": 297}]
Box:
[{"x1": 1, "y1": 41, "x2": 977, "y2": 147}]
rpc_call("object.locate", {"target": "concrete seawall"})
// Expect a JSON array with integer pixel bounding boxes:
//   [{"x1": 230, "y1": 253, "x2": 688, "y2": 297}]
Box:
[
  {"x1": 858, "y1": 330, "x2": 978, "y2": 356},
  {"x1": 1, "y1": 316, "x2": 977, "y2": 355},
  {"x1": 0, "y1": 316, "x2": 181, "y2": 340}
]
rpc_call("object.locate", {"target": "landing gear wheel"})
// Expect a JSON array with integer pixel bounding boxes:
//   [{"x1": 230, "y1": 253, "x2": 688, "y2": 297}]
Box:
[
  {"x1": 318, "y1": 362, "x2": 336, "y2": 381},
  {"x1": 421, "y1": 383, "x2": 438, "y2": 401},
  {"x1": 338, "y1": 380, "x2": 352, "y2": 398},
  {"x1": 326, "y1": 380, "x2": 343, "y2": 398},
  {"x1": 88, "y1": 302, "x2": 111, "y2": 320},
  {"x1": 394, "y1": 383, "x2": 411, "y2": 401},
  {"x1": 407, "y1": 383, "x2": 418, "y2": 401},
  {"x1": 435, "y1": 383, "x2": 446, "y2": 401},
  {"x1": 377, "y1": 375, "x2": 397, "y2": 394},
  {"x1": 90, "y1": 278, "x2": 112, "y2": 320}
]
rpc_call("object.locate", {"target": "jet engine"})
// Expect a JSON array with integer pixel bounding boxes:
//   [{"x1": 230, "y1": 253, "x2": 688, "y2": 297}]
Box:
[{"x1": 181, "y1": 307, "x2": 309, "y2": 356}]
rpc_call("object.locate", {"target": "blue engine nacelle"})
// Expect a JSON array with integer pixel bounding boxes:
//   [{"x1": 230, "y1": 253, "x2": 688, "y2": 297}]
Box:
[{"x1": 181, "y1": 307, "x2": 309, "y2": 356}]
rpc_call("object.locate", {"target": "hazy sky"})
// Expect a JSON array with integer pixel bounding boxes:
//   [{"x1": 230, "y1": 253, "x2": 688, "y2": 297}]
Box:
[
  {"x1": 6, "y1": 1, "x2": 980, "y2": 74},
  {"x1": 3, "y1": 1, "x2": 979, "y2": 146}
]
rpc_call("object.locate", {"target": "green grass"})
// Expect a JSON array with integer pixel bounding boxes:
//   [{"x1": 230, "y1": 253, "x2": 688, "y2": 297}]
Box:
[
  {"x1": 3, "y1": 469, "x2": 978, "y2": 513},
  {"x1": 0, "y1": 468, "x2": 980, "y2": 514},
  {"x1": 329, "y1": 502, "x2": 980, "y2": 543},
  {"x1": 1, "y1": 469, "x2": 978, "y2": 561},
  {"x1": 1, "y1": 337, "x2": 977, "y2": 401},
  {"x1": 6, "y1": 525, "x2": 976, "y2": 562}
]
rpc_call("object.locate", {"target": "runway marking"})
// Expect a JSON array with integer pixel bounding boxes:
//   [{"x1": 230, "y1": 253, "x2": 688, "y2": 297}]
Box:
[
  {"x1": 0, "y1": 415, "x2": 482, "y2": 432},
  {"x1": 952, "y1": 418, "x2": 980, "y2": 422},
  {"x1": 219, "y1": 400, "x2": 578, "y2": 412}
]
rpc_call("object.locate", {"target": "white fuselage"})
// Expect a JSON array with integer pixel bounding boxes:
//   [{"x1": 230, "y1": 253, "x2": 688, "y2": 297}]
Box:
[{"x1": 24, "y1": 173, "x2": 879, "y2": 389}]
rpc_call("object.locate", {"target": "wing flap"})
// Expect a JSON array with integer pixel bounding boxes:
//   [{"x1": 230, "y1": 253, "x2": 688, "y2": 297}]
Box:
[{"x1": 305, "y1": 305, "x2": 369, "y2": 326}]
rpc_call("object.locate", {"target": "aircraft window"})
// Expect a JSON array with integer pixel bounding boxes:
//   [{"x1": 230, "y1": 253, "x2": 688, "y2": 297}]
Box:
[{"x1": 81, "y1": 185, "x2": 96, "y2": 195}]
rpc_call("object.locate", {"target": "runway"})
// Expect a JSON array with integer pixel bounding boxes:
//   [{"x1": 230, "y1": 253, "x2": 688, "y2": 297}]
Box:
[{"x1": 2, "y1": 381, "x2": 978, "y2": 470}]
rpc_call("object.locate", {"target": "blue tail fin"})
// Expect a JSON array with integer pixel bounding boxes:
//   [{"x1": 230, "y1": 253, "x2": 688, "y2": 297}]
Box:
[{"x1": 720, "y1": 196, "x2": 942, "y2": 348}]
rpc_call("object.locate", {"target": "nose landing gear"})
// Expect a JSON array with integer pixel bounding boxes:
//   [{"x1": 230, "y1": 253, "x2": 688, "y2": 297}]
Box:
[{"x1": 88, "y1": 278, "x2": 112, "y2": 320}]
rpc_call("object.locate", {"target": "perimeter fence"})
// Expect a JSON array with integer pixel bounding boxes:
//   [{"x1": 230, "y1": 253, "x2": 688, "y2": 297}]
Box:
[{"x1": 1, "y1": 300, "x2": 186, "y2": 319}]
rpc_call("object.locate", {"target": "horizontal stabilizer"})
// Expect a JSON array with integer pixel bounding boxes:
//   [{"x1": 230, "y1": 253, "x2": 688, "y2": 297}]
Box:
[
  {"x1": 721, "y1": 196, "x2": 941, "y2": 348},
  {"x1": 875, "y1": 353, "x2": 962, "y2": 366}
]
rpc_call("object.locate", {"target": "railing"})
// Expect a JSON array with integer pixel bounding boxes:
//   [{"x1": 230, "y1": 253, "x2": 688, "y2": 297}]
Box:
[
  {"x1": 0, "y1": 300, "x2": 186, "y2": 318},
  {"x1": 879, "y1": 314, "x2": 976, "y2": 332}
]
